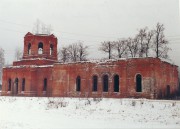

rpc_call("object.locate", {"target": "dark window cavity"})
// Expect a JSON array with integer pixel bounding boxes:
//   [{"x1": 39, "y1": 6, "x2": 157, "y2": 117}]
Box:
[
  {"x1": 22, "y1": 78, "x2": 25, "y2": 91},
  {"x1": 76, "y1": 76, "x2": 81, "y2": 91},
  {"x1": 103, "y1": 75, "x2": 108, "y2": 92},
  {"x1": 43, "y1": 78, "x2": 47, "y2": 91},
  {"x1": 8, "y1": 78, "x2": 11, "y2": 91},
  {"x1": 166, "y1": 85, "x2": 170, "y2": 97},
  {"x1": 38, "y1": 42, "x2": 43, "y2": 54},
  {"x1": 50, "y1": 44, "x2": 53, "y2": 55},
  {"x1": 92, "y1": 75, "x2": 98, "y2": 92},
  {"x1": 136, "y1": 74, "x2": 142, "y2": 92},
  {"x1": 15, "y1": 78, "x2": 18, "y2": 94},
  {"x1": 114, "y1": 75, "x2": 119, "y2": 92},
  {"x1": 28, "y1": 43, "x2": 31, "y2": 55}
]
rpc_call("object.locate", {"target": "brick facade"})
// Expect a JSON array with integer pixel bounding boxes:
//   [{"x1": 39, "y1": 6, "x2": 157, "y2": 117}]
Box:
[{"x1": 1, "y1": 33, "x2": 179, "y2": 99}]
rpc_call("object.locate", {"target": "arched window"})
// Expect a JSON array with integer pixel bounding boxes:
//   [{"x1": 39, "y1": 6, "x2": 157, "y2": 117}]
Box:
[
  {"x1": 15, "y1": 78, "x2": 18, "y2": 94},
  {"x1": 43, "y1": 78, "x2": 47, "y2": 91},
  {"x1": 103, "y1": 75, "x2": 108, "y2": 92},
  {"x1": 22, "y1": 78, "x2": 25, "y2": 91},
  {"x1": 38, "y1": 42, "x2": 43, "y2": 54},
  {"x1": 136, "y1": 74, "x2": 142, "y2": 92},
  {"x1": 8, "y1": 78, "x2": 11, "y2": 91},
  {"x1": 50, "y1": 44, "x2": 53, "y2": 55},
  {"x1": 76, "y1": 76, "x2": 81, "y2": 91},
  {"x1": 92, "y1": 75, "x2": 98, "y2": 92},
  {"x1": 114, "y1": 75, "x2": 119, "y2": 92},
  {"x1": 28, "y1": 43, "x2": 31, "y2": 55}
]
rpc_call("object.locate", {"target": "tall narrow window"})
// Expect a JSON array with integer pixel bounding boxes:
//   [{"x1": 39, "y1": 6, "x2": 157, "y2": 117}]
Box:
[
  {"x1": 76, "y1": 76, "x2": 81, "y2": 91},
  {"x1": 114, "y1": 75, "x2": 119, "y2": 92},
  {"x1": 22, "y1": 78, "x2": 25, "y2": 91},
  {"x1": 166, "y1": 85, "x2": 170, "y2": 97},
  {"x1": 103, "y1": 75, "x2": 108, "y2": 92},
  {"x1": 43, "y1": 78, "x2": 47, "y2": 91},
  {"x1": 38, "y1": 42, "x2": 43, "y2": 54},
  {"x1": 50, "y1": 44, "x2": 53, "y2": 55},
  {"x1": 136, "y1": 74, "x2": 142, "y2": 92},
  {"x1": 92, "y1": 75, "x2": 98, "y2": 92},
  {"x1": 28, "y1": 43, "x2": 31, "y2": 55},
  {"x1": 15, "y1": 78, "x2": 18, "y2": 94},
  {"x1": 8, "y1": 79, "x2": 11, "y2": 91}
]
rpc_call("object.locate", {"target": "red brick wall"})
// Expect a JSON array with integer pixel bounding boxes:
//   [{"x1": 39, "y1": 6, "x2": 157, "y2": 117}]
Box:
[
  {"x1": 50, "y1": 58, "x2": 179, "y2": 99},
  {"x1": 2, "y1": 66, "x2": 53, "y2": 96},
  {"x1": 2, "y1": 58, "x2": 179, "y2": 99}
]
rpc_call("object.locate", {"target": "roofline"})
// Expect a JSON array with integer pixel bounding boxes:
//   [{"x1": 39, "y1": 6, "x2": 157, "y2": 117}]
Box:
[{"x1": 54, "y1": 57, "x2": 178, "y2": 67}]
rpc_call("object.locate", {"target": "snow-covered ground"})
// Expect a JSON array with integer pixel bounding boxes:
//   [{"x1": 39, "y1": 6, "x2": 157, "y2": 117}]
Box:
[{"x1": 0, "y1": 97, "x2": 180, "y2": 129}]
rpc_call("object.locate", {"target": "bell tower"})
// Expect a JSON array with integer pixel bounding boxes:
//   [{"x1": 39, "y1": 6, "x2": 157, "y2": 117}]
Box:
[
  {"x1": 23, "y1": 32, "x2": 58, "y2": 61},
  {"x1": 13, "y1": 32, "x2": 58, "y2": 66}
]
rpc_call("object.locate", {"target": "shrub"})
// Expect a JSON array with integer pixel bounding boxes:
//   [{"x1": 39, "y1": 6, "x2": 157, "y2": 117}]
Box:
[{"x1": 132, "y1": 100, "x2": 136, "y2": 106}]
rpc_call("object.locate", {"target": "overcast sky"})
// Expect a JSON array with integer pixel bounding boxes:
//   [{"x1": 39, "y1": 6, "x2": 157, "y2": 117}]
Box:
[{"x1": 0, "y1": 0, "x2": 180, "y2": 66}]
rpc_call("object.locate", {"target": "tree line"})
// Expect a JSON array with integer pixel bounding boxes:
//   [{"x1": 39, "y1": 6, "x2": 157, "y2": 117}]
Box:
[
  {"x1": 98, "y1": 23, "x2": 169, "y2": 59},
  {"x1": 60, "y1": 23, "x2": 170, "y2": 62}
]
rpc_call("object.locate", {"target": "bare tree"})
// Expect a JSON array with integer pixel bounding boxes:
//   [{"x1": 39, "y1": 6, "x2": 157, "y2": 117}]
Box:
[
  {"x1": 67, "y1": 42, "x2": 89, "y2": 62},
  {"x1": 113, "y1": 39, "x2": 127, "y2": 58},
  {"x1": 33, "y1": 19, "x2": 53, "y2": 35},
  {"x1": 135, "y1": 27, "x2": 154, "y2": 57},
  {"x1": 14, "y1": 47, "x2": 22, "y2": 61},
  {"x1": 153, "y1": 23, "x2": 169, "y2": 58},
  {"x1": 77, "y1": 42, "x2": 88, "y2": 61},
  {"x1": 144, "y1": 30, "x2": 154, "y2": 57},
  {"x1": 126, "y1": 37, "x2": 139, "y2": 58},
  {"x1": 68, "y1": 43, "x2": 79, "y2": 62},
  {"x1": 59, "y1": 42, "x2": 89, "y2": 62},
  {"x1": 59, "y1": 47, "x2": 70, "y2": 62},
  {"x1": 99, "y1": 41, "x2": 115, "y2": 59},
  {"x1": 33, "y1": 19, "x2": 41, "y2": 34},
  {"x1": 136, "y1": 28, "x2": 147, "y2": 57}
]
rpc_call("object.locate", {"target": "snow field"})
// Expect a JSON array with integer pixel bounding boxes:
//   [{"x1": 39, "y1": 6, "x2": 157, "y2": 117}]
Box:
[{"x1": 0, "y1": 97, "x2": 180, "y2": 129}]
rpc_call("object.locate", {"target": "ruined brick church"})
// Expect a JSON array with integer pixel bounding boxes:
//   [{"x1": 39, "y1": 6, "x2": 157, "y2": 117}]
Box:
[{"x1": 1, "y1": 32, "x2": 179, "y2": 99}]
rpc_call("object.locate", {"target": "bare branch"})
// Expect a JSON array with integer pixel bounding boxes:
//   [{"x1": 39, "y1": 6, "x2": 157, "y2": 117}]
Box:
[
  {"x1": 99, "y1": 41, "x2": 115, "y2": 59},
  {"x1": 114, "y1": 39, "x2": 127, "y2": 58},
  {"x1": 59, "y1": 47, "x2": 70, "y2": 62},
  {"x1": 152, "y1": 23, "x2": 169, "y2": 59}
]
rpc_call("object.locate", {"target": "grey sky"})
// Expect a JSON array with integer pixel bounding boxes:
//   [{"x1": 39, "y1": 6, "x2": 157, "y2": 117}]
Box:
[{"x1": 0, "y1": 0, "x2": 179, "y2": 65}]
